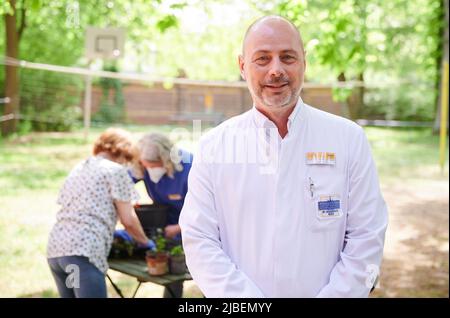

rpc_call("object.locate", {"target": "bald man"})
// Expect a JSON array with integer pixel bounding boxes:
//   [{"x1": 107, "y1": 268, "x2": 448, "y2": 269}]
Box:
[{"x1": 179, "y1": 16, "x2": 388, "y2": 297}]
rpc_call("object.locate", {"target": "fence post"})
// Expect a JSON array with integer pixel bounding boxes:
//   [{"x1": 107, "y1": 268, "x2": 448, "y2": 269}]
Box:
[
  {"x1": 204, "y1": 91, "x2": 213, "y2": 113},
  {"x1": 83, "y1": 75, "x2": 92, "y2": 141}
]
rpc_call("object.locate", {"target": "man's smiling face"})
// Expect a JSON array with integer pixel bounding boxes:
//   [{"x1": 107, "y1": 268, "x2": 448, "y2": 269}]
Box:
[{"x1": 239, "y1": 17, "x2": 306, "y2": 110}]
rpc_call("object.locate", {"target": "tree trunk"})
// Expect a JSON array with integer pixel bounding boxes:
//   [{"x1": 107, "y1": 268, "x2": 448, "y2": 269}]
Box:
[
  {"x1": 2, "y1": 0, "x2": 20, "y2": 136},
  {"x1": 347, "y1": 73, "x2": 364, "y2": 120},
  {"x1": 433, "y1": 0, "x2": 449, "y2": 134},
  {"x1": 357, "y1": 73, "x2": 365, "y2": 118},
  {"x1": 337, "y1": 72, "x2": 364, "y2": 120}
]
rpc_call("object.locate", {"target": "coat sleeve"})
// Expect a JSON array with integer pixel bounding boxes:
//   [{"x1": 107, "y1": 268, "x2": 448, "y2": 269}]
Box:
[
  {"x1": 316, "y1": 126, "x2": 388, "y2": 298},
  {"x1": 179, "y1": 138, "x2": 265, "y2": 298},
  {"x1": 127, "y1": 169, "x2": 141, "y2": 184}
]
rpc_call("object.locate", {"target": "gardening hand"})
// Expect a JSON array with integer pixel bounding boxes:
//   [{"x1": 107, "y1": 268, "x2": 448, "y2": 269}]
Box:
[
  {"x1": 164, "y1": 224, "x2": 181, "y2": 239},
  {"x1": 114, "y1": 229, "x2": 134, "y2": 242},
  {"x1": 138, "y1": 239, "x2": 156, "y2": 251}
]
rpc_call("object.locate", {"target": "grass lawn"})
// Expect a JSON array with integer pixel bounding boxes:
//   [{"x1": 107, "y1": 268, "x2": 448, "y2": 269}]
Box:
[
  {"x1": 365, "y1": 127, "x2": 447, "y2": 184},
  {"x1": 0, "y1": 125, "x2": 448, "y2": 297}
]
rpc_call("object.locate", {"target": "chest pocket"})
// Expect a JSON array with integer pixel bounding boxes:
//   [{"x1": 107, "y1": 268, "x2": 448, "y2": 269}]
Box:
[{"x1": 304, "y1": 166, "x2": 347, "y2": 232}]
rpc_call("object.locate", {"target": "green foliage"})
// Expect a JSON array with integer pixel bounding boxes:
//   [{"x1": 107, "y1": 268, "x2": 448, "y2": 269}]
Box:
[
  {"x1": 170, "y1": 245, "x2": 184, "y2": 256},
  {"x1": 156, "y1": 14, "x2": 179, "y2": 32},
  {"x1": 156, "y1": 236, "x2": 166, "y2": 252},
  {"x1": 155, "y1": 234, "x2": 167, "y2": 253},
  {"x1": 6, "y1": 1, "x2": 186, "y2": 66},
  {"x1": 0, "y1": 67, "x2": 4, "y2": 115},
  {"x1": 1, "y1": 0, "x2": 185, "y2": 132},
  {"x1": 332, "y1": 87, "x2": 354, "y2": 103},
  {"x1": 0, "y1": 1, "x2": 13, "y2": 15},
  {"x1": 273, "y1": 0, "x2": 444, "y2": 121},
  {"x1": 17, "y1": 119, "x2": 32, "y2": 135},
  {"x1": 363, "y1": 84, "x2": 436, "y2": 121},
  {"x1": 1, "y1": 0, "x2": 445, "y2": 124},
  {"x1": 110, "y1": 238, "x2": 134, "y2": 258},
  {"x1": 365, "y1": 126, "x2": 445, "y2": 180},
  {"x1": 92, "y1": 64, "x2": 125, "y2": 124},
  {"x1": 18, "y1": 68, "x2": 83, "y2": 131},
  {"x1": 148, "y1": 4, "x2": 259, "y2": 81}
]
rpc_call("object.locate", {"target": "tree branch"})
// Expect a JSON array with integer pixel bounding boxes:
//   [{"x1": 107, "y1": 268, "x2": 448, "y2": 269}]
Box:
[{"x1": 17, "y1": 1, "x2": 26, "y2": 41}]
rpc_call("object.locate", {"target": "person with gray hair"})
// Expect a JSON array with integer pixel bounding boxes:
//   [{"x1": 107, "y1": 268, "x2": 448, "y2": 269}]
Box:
[
  {"x1": 129, "y1": 132, "x2": 193, "y2": 298},
  {"x1": 136, "y1": 133, "x2": 184, "y2": 180}
]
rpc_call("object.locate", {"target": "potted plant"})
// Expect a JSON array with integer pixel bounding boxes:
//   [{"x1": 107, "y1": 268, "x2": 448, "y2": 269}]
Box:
[
  {"x1": 109, "y1": 236, "x2": 134, "y2": 259},
  {"x1": 169, "y1": 245, "x2": 187, "y2": 275},
  {"x1": 145, "y1": 234, "x2": 169, "y2": 276}
]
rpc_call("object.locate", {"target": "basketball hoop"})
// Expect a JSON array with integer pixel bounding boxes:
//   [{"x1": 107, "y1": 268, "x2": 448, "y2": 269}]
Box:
[{"x1": 85, "y1": 27, "x2": 125, "y2": 60}]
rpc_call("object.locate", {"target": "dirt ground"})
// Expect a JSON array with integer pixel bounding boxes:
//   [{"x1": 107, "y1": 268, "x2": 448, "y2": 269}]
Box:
[{"x1": 370, "y1": 178, "x2": 449, "y2": 297}]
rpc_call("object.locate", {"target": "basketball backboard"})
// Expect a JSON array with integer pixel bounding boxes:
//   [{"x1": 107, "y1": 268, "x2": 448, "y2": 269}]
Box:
[{"x1": 85, "y1": 27, "x2": 125, "y2": 59}]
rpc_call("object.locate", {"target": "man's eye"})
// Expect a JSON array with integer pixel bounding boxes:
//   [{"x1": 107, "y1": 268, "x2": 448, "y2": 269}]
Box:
[
  {"x1": 255, "y1": 56, "x2": 270, "y2": 63},
  {"x1": 282, "y1": 55, "x2": 296, "y2": 62}
]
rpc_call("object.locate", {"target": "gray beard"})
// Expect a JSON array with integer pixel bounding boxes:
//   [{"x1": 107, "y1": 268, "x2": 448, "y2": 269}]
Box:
[{"x1": 253, "y1": 86, "x2": 302, "y2": 109}]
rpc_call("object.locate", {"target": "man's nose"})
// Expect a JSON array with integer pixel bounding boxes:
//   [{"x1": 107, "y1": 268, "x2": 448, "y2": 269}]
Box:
[{"x1": 268, "y1": 57, "x2": 285, "y2": 79}]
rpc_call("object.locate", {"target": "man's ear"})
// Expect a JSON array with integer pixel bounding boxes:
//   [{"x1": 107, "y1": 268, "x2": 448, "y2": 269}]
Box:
[
  {"x1": 238, "y1": 55, "x2": 246, "y2": 80},
  {"x1": 303, "y1": 50, "x2": 307, "y2": 71}
]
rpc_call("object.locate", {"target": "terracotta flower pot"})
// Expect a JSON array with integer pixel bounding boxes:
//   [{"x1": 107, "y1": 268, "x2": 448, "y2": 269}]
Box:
[{"x1": 146, "y1": 252, "x2": 169, "y2": 276}]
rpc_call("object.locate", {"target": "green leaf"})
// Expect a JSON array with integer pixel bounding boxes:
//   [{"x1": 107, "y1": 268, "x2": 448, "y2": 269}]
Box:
[
  {"x1": 156, "y1": 14, "x2": 179, "y2": 32},
  {"x1": 29, "y1": 0, "x2": 42, "y2": 11},
  {"x1": 170, "y1": 2, "x2": 188, "y2": 10}
]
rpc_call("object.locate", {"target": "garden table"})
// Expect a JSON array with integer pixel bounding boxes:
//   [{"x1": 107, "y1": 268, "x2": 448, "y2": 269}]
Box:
[{"x1": 107, "y1": 258, "x2": 192, "y2": 298}]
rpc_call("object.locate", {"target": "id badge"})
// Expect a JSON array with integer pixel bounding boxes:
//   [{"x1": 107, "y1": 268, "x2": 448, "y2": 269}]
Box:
[{"x1": 317, "y1": 195, "x2": 342, "y2": 219}]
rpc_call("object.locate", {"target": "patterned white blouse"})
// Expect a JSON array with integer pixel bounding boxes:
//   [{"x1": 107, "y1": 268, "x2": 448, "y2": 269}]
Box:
[{"x1": 47, "y1": 155, "x2": 139, "y2": 273}]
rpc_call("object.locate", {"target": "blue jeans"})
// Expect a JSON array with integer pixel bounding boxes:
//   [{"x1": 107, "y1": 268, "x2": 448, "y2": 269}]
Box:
[{"x1": 48, "y1": 256, "x2": 107, "y2": 298}]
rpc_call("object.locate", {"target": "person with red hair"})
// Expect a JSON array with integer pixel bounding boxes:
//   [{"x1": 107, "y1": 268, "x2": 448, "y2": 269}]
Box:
[{"x1": 47, "y1": 128, "x2": 154, "y2": 298}]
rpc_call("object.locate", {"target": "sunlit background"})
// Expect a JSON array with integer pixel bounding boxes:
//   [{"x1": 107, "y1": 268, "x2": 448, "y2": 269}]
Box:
[{"x1": 0, "y1": 0, "x2": 448, "y2": 298}]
